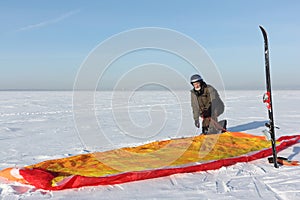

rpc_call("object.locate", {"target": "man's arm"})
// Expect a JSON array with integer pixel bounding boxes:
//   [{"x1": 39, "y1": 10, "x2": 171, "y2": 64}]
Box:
[{"x1": 191, "y1": 91, "x2": 200, "y2": 121}]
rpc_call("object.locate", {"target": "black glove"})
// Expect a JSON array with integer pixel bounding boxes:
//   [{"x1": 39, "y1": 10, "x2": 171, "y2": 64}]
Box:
[
  {"x1": 194, "y1": 119, "x2": 200, "y2": 128},
  {"x1": 202, "y1": 107, "x2": 211, "y2": 118}
]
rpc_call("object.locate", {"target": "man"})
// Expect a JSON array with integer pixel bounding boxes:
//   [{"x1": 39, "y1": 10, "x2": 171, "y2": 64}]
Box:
[{"x1": 190, "y1": 74, "x2": 226, "y2": 134}]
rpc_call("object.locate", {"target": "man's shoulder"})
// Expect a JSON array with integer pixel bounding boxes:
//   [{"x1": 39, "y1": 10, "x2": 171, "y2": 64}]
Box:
[{"x1": 206, "y1": 84, "x2": 217, "y2": 91}]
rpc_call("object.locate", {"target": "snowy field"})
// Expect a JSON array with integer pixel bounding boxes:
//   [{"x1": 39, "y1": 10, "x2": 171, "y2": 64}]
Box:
[{"x1": 0, "y1": 90, "x2": 300, "y2": 199}]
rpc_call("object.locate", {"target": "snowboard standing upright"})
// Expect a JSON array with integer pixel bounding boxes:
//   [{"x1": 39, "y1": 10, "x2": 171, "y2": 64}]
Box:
[{"x1": 259, "y1": 26, "x2": 279, "y2": 168}]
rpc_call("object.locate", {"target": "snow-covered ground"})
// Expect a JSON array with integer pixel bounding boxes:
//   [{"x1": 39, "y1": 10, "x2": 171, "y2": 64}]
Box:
[{"x1": 0, "y1": 90, "x2": 299, "y2": 199}]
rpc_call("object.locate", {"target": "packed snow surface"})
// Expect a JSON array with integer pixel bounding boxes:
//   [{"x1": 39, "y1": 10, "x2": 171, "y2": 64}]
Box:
[{"x1": 0, "y1": 90, "x2": 299, "y2": 199}]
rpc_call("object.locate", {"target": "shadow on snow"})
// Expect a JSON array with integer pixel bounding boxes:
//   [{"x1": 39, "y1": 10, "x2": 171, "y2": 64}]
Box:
[
  {"x1": 288, "y1": 147, "x2": 300, "y2": 160},
  {"x1": 228, "y1": 120, "x2": 268, "y2": 132}
]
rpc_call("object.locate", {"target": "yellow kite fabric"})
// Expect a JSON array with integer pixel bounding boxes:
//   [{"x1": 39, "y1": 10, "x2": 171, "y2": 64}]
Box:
[{"x1": 0, "y1": 132, "x2": 299, "y2": 190}]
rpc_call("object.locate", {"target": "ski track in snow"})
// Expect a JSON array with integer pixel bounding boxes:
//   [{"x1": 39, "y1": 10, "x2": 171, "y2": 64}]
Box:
[{"x1": 0, "y1": 90, "x2": 300, "y2": 199}]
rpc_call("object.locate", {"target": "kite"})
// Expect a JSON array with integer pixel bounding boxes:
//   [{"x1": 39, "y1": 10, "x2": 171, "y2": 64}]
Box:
[{"x1": 0, "y1": 132, "x2": 299, "y2": 190}]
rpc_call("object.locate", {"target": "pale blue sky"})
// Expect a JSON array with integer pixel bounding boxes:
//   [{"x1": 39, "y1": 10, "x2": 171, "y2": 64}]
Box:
[{"x1": 1, "y1": 0, "x2": 300, "y2": 90}]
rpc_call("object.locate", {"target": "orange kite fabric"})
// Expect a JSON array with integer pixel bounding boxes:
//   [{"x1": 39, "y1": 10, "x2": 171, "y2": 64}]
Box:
[{"x1": 0, "y1": 132, "x2": 299, "y2": 190}]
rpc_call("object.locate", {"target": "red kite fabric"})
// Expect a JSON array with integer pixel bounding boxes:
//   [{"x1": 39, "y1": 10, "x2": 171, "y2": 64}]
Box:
[{"x1": 1, "y1": 132, "x2": 299, "y2": 190}]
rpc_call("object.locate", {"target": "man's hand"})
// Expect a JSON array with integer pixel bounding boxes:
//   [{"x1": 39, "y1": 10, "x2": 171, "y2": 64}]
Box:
[{"x1": 194, "y1": 119, "x2": 200, "y2": 128}]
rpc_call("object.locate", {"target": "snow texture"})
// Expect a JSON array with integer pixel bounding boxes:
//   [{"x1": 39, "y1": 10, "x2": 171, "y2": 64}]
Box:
[{"x1": 0, "y1": 90, "x2": 299, "y2": 199}]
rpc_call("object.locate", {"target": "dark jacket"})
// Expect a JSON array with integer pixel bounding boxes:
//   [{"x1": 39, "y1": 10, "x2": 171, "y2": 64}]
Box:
[{"x1": 191, "y1": 84, "x2": 224, "y2": 120}]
